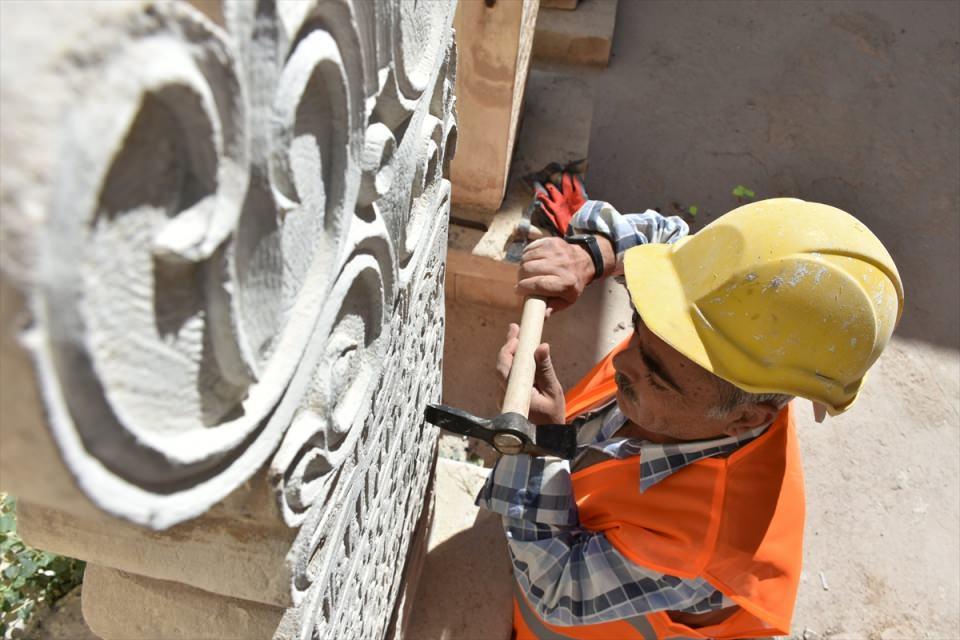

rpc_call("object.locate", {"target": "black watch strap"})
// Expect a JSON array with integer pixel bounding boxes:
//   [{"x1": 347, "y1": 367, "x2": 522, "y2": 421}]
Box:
[{"x1": 565, "y1": 234, "x2": 605, "y2": 282}]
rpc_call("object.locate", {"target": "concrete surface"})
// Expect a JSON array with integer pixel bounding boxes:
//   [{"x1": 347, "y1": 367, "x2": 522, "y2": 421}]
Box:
[
  {"x1": 441, "y1": 1, "x2": 959, "y2": 638},
  {"x1": 591, "y1": 0, "x2": 959, "y2": 352},
  {"x1": 405, "y1": 459, "x2": 514, "y2": 640}
]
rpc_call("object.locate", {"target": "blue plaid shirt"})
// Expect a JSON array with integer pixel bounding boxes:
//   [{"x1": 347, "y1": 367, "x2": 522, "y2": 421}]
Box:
[
  {"x1": 564, "y1": 200, "x2": 688, "y2": 277},
  {"x1": 475, "y1": 202, "x2": 765, "y2": 626}
]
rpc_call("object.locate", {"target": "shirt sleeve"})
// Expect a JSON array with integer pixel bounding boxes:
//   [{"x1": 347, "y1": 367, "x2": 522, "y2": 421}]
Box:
[
  {"x1": 567, "y1": 200, "x2": 689, "y2": 277},
  {"x1": 475, "y1": 454, "x2": 727, "y2": 626}
]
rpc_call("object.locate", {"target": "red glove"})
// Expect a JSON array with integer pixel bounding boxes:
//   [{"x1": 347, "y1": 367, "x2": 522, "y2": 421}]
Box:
[{"x1": 535, "y1": 172, "x2": 587, "y2": 236}]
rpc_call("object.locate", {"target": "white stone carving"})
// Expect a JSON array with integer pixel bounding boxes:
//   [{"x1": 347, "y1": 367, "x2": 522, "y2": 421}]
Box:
[{"x1": 0, "y1": 0, "x2": 455, "y2": 637}]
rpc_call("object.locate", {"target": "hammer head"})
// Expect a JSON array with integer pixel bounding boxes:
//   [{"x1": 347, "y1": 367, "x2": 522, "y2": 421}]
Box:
[{"x1": 424, "y1": 404, "x2": 577, "y2": 459}]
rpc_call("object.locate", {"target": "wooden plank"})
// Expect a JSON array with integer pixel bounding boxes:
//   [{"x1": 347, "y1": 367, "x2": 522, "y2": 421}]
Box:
[{"x1": 450, "y1": 0, "x2": 539, "y2": 211}]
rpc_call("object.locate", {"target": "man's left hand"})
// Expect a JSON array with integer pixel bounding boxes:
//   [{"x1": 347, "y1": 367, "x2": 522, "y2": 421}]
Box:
[{"x1": 496, "y1": 323, "x2": 566, "y2": 425}]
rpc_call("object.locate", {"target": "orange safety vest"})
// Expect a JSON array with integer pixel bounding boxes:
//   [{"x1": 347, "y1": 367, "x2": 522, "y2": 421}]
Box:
[{"x1": 512, "y1": 341, "x2": 805, "y2": 640}]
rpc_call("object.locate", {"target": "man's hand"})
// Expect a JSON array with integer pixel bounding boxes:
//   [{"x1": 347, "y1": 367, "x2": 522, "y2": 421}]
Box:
[
  {"x1": 517, "y1": 236, "x2": 615, "y2": 313},
  {"x1": 497, "y1": 323, "x2": 566, "y2": 425}
]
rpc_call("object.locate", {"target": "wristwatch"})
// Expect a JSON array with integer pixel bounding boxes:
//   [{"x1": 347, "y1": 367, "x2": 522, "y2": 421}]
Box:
[{"x1": 565, "y1": 234, "x2": 605, "y2": 282}]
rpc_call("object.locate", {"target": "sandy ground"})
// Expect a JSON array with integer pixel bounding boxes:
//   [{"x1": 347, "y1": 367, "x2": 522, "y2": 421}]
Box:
[{"x1": 443, "y1": 1, "x2": 959, "y2": 638}]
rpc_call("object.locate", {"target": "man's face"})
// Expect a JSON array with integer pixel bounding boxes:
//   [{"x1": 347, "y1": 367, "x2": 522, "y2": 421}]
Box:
[{"x1": 611, "y1": 312, "x2": 735, "y2": 443}]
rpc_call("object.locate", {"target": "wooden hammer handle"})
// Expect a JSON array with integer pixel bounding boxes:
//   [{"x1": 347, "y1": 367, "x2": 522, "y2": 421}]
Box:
[{"x1": 501, "y1": 296, "x2": 548, "y2": 417}]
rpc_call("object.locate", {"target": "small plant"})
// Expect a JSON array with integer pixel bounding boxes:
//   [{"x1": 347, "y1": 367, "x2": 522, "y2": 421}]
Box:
[
  {"x1": 687, "y1": 205, "x2": 699, "y2": 216},
  {"x1": 732, "y1": 185, "x2": 756, "y2": 200},
  {"x1": 0, "y1": 494, "x2": 85, "y2": 637}
]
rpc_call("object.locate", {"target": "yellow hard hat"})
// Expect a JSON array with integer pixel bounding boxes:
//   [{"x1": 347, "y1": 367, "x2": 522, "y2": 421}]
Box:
[{"x1": 624, "y1": 198, "x2": 903, "y2": 415}]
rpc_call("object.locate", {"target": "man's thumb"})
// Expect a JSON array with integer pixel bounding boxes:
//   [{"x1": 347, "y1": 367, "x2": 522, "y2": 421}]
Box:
[{"x1": 534, "y1": 343, "x2": 560, "y2": 384}]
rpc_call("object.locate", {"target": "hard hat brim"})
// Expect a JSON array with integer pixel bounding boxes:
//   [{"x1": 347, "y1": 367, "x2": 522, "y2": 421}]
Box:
[{"x1": 623, "y1": 242, "x2": 859, "y2": 416}]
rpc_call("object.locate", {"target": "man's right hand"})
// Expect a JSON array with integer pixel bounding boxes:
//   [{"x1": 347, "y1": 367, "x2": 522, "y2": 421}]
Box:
[{"x1": 517, "y1": 236, "x2": 615, "y2": 313}]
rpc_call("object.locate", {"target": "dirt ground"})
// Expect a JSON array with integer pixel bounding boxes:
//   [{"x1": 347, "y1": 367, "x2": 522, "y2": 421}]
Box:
[{"x1": 444, "y1": 1, "x2": 959, "y2": 638}]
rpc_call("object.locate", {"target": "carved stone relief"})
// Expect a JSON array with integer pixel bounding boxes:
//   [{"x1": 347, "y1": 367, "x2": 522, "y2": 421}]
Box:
[{"x1": 0, "y1": 0, "x2": 455, "y2": 638}]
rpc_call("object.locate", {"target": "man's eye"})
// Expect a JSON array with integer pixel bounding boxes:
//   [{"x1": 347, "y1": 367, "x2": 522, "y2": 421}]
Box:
[{"x1": 645, "y1": 373, "x2": 668, "y2": 392}]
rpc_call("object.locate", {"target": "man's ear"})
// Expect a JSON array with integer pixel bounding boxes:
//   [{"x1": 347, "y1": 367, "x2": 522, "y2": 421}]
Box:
[{"x1": 722, "y1": 402, "x2": 780, "y2": 438}]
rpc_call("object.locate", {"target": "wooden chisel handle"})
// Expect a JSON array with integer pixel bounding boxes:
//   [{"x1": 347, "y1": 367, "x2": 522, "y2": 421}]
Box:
[{"x1": 501, "y1": 296, "x2": 548, "y2": 417}]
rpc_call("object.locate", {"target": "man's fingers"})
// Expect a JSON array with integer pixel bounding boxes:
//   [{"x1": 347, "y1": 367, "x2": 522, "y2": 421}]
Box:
[
  {"x1": 561, "y1": 172, "x2": 574, "y2": 196},
  {"x1": 497, "y1": 340, "x2": 518, "y2": 386},
  {"x1": 544, "y1": 182, "x2": 562, "y2": 200},
  {"x1": 523, "y1": 237, "x2": 551, "y2": 253},
  {"x1": 521, "y1": 237, "x2": 567, "y2": 262},
  {"x1": 517, "y1": 275, "x2": 579, "y2": 303},
  {"x1": 516, "y1": 275, "x2": 568, "y2": 297},
  {"x1": 519, "y1": 257, "x2": 567, "y2": 279},
  {"x1": 533, "y1": 343, "x2": 563, "y2": 392},
  {"x1": 496, "y1": 323, "x2": 520, "y2": 382}
]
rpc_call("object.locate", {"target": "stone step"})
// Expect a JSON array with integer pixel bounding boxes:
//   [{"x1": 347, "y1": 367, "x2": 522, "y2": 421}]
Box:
[{"x1": 533, "y1": 0, "x2": 618, "y2": 67}]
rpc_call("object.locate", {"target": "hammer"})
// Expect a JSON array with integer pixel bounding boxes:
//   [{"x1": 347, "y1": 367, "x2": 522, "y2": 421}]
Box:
[{"x1": 424, "y1": 295, "x2": 577, "y2": 458}]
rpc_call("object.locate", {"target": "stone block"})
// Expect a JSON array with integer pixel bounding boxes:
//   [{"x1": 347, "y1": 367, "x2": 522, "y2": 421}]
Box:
[
  {"x1": 534, "y1": 0, "x2": 618, "y2": 67},
  {"x1": 405, "y1": 459, "x2": 513, "y2": 640},
  {"x1": 81, "y1": 565, "x2": 284, "y2": 640},
  {"x1": 17, "y1": 500, "x2": 295, "y2": 608},
  {"x1": 451, "y1": 0, "x2": 539, "y2": 210},
  {"x1": 0, "y1": 0, "x2": 458, "y2": 637}
]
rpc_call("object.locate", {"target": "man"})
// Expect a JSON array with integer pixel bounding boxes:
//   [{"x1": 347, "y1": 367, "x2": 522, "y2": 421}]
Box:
[{"x1": 475, "y1": 176, "x2": 903, "y2": 639}]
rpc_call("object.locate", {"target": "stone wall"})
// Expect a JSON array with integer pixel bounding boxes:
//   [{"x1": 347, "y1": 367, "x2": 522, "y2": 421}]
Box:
[{"x1": 0, "y1": 0, "x2": 457, "y2": 638}]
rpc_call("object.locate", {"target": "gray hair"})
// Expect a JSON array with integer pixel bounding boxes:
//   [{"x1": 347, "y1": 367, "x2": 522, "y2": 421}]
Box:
[{"x1": 707, "y1": 377, "x2": 793, "y2": 420}]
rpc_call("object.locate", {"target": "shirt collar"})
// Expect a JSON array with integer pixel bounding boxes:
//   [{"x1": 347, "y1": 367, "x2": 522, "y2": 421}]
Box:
[{"x1": 586, "y1": 405, "x2": 768, "y2": 492}]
